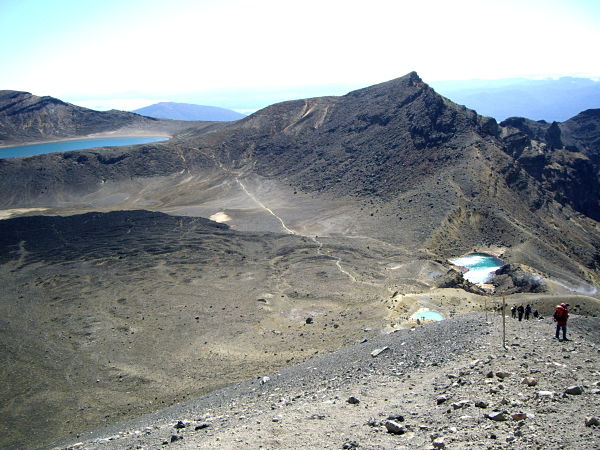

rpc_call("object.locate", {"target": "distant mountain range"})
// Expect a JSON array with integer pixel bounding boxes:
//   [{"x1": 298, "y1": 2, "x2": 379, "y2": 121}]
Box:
[
  {"x1": 431, "y1": 77, "x2": 600, "y2": 122},
  {"x1": 132, "y1": 102, "x2": 246, "y2": 121}
]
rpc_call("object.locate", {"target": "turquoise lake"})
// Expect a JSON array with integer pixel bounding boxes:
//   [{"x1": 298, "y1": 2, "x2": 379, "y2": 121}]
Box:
[
  {"x1": 0, "y1": 136, "x2": 168, "y2": 159},
  {"x1": 450, "y1": 253, "x2": 504, "y2": 283},
  {"x1": 411, "y1": 310, "x2": 444, "y2": 321}
]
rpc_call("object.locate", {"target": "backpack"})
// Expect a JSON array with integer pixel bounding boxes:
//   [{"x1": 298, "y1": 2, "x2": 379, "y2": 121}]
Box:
[{"x1": 554, "y1": 305, "x2": 567, "y2": 321}]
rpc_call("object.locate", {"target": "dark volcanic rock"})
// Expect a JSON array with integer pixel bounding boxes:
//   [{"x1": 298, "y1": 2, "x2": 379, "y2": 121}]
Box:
[
  {"x1": 437, "y1": 269, "x2": 487, "y2": 295},
  {"x1": 205, "y1": 72, "x2": 494, "y2": 201},
  {"x1": 0, "y1": 210, "x2": 228, "y2": 265},
  {"x1": 492, "y1": 264, "x2": 546, "y2": 294},
  {"x1": 500, "y1": 111, "x2": 600, "y2": 220}
]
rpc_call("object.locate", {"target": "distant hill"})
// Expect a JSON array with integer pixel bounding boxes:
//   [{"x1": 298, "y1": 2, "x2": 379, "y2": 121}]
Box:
[
  {"x1": 132, "y1": 102, "x2": 246, "y2": 121},
  {"x1": 431, "y1": 77, "x2": 600, "y2": 122},
  {"x1": 0, "y1": 91, "x2": 199, "y2": 145}
]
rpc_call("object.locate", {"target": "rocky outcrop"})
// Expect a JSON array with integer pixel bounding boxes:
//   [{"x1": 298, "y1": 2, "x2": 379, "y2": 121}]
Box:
[
  {"x1": 492, "y1": 264, "x2": 546, "y2": 294},
  {"x1": 436, "y1": 269, "x2": 487, "y2": 295},
  {"x1": 499, "y1": 112, "x2": 600, "y2": 220}
]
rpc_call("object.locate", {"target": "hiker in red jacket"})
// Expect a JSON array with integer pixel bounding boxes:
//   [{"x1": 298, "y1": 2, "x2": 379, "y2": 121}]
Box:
[{"x1": 553, "y1": 303, "x2": 569, "y2": 341}]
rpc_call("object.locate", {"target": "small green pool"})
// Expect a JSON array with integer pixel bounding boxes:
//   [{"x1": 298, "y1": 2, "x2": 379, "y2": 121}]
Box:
[{"x1": 411, "y1": 310, "x2": 444, "y2": 321}]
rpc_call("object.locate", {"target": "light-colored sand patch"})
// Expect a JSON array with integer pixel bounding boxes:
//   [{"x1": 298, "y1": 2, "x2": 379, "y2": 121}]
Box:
[
  {"x1": 209, "y1": 211, "x2": 232, "y2": 222},
  {"x1": 0, "y1": 208, "x2": 48, "y2": 220}
]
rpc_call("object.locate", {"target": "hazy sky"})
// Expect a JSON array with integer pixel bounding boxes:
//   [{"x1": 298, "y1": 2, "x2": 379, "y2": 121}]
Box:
[{"x1": 1, "y1": 0, "x2": 599, "y2": 111}]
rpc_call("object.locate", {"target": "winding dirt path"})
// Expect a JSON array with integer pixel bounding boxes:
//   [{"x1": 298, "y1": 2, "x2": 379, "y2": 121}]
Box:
[
  {"x1": 235, "y1": 179, "x2": 297, "y2": 235},
  {"x1": 235, "y1": 178, "x2": 358, "y2": 283}
]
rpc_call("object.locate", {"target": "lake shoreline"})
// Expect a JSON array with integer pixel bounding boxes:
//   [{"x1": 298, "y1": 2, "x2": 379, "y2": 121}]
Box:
[
  {"x1": 0, "y1": 131, "x2": 172, "y2": 149},
  {"x1": 0, "y1": 135, "x2": 170, "y2": 159}
]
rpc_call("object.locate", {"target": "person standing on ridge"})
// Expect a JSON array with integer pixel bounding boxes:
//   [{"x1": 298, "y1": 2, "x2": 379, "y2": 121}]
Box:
[
  {"x1": 511, "y1": 305, "x2": 516, "y2": 319},
  {"x1": 525, "y1": 304, "x2": 532, "y2": 320},
  {"x1": 517, "y1": 304, "x2": 524, "y2": 321},
  {"x1": 553, "y1": 303, "x2": 569, "y2": 341}
]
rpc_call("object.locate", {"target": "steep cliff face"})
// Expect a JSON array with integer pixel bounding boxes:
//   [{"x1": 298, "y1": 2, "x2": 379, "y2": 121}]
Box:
[
  {"x1": 499, "y1": 112, "x2": 600, "y2": 220},
  {"x1": 561, "y1": 109, "x2": 600, "y2": 164}
]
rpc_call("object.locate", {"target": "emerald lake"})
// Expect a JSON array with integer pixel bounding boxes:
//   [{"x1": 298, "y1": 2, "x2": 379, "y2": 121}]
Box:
[{"x1": 0, "y1": 136, "x2": 168, "y2": 159}]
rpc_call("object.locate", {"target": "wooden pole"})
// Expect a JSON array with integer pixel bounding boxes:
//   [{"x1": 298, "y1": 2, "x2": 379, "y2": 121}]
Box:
[
  {"x1": 485, "y1": 296, "x2": 488, "y2": 322},
  {"x1": 502, "y1": 294, "x2": 506, "y2": 350}
]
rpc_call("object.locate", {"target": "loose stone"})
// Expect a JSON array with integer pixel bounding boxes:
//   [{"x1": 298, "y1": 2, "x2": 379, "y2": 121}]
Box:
[
  {"x1": 564, "y1": 385, "x2": 584, "y2": 395},
  {"x1": 436, "y1": 395, "x2": 448, "y2": 405},
  {"x1": 371, "y1": 347, "x2": 389, "y2": 357},
  {"x1": 432, "y1": 437, "x2": 445, "y2": 448},
  {"x1": 486, "y1": 411, "x2": 508, "y2": 421},
  {"x1": 585, "y1": 417, "x2": 599, "y2": 427},
  {"x1": 386, "y1": 414, "x2": 404, "y2": 422},
  {"x1": 347, "y1": 396, "x2": 360, "y2": 405},
  {"x1": 385, "y1": 420, "x2": 406, "y2": 434},
  {"x1": 536, "y1": 391, "x2": 555, "y2": 398},
  {"x1": 521, "y1": 377, "x2": 537, "y2": 386}
]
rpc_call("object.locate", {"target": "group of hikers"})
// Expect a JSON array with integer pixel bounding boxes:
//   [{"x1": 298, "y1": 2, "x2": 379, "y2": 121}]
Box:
[
  {"x1": 510, "y1": 304, "x2": 538, "y2": 321},
  {"x1": 509, "y1": 302, "x2": 570, "y2": 341}
]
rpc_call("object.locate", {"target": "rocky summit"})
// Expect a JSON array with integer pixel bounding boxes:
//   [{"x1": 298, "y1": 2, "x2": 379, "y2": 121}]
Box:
[{"x1": 0, "y1": 72, "x2": 599, "y2": 449}]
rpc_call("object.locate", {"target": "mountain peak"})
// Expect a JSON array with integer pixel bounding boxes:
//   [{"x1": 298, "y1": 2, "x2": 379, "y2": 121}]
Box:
[{"x1": 345, "y1": 71, "x2": 426, "y2": 99}]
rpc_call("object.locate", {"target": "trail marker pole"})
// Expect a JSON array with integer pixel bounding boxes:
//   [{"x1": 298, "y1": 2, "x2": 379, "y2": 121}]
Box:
[
  {"x1": 485, "y1": 296, "x2": 488, "y2": 322},
  {"x1": 502, "y1": 294, "x2": 506, "y2": 350}
]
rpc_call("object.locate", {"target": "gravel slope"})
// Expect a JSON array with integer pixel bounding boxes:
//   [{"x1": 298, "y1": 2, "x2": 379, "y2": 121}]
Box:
[{"x1": 53, "y1": 313, "x2": 600, "y2": 449}]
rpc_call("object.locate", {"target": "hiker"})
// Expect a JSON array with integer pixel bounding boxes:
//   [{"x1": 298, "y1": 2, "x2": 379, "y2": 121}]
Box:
[
  {"x1": 533, "y1": 309, "x2": 539, "y2": 319},
  {"x1": 517, "y1": 304, "x2": 524, "y2": 321},
  {"x1": 553, "y1": 303, "x2": 569, "y2": 341},
  {"x1": 525, "y1": 304, "x2": 532, "y2": 320},
  {"x1": 511, "y1": 305, "x2": 516, "y2": 319}
]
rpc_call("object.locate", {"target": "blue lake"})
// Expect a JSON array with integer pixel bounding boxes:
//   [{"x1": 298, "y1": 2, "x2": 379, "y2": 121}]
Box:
[
  {"x1": 411, "y1": 310, "x2": 444, "y2": 321},
  {"x1": 450, "y1": 253, "x2": 504, "y2": 283},
  {"x1": 0, "y1": 136, "x2": 168, "y2": 159}
]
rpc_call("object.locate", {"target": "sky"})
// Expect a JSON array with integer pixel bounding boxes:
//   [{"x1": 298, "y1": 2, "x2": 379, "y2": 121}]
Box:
[{"x1": 1, "y1": 0, "x2": 599, "y2": 112}]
